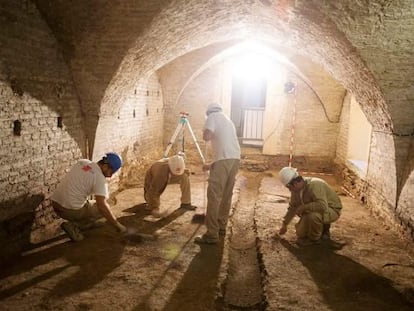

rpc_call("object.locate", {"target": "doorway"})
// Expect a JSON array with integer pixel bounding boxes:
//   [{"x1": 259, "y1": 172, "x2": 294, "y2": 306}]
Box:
[{"x1": 230, "y1": 75, "x2": 266, "y2": 146}]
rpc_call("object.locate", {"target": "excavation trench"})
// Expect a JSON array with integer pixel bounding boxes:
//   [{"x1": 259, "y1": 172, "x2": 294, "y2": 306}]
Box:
[{"x1": 219, "y1": 173, "x2": 267, "y2": 309}]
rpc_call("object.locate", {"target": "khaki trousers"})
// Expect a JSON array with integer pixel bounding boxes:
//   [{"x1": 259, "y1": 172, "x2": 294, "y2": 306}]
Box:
[
  {"x1": 295, "y1": 208, "x2": 340, "y2": 240},
  {"x1": 205, "y1": 159, "x2": 240, "y2": 239},
  {"x1": 170, "y1": 171, "x2": 191, "y2": 205},
  {"x1": 144, "y1": 171, "x2": 191, "y2": 209},
  {"x1": 52, "y1": 200, "x2": 102, "y2": 226}
]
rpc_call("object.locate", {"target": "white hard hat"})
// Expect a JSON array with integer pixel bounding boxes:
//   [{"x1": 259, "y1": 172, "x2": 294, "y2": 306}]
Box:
[
  {"x1": 279, "y1": 167, "x2": 299, "y2": 185},
  {"x1": 206, "y1": 103, "x2": 223, "y2": 116},
  {"x1": 168, "y1": 155, "x2": 185, "y2": 175}
]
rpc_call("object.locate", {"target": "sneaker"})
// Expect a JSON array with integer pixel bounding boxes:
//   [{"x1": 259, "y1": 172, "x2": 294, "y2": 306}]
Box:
[
  {"x1": 61, "y1": 222, "x2": 84, "y2": 242},
  {"x1": 194, "y1": 235, "x2": 218, "y2": 245},
  {"x1": 180, "y1": 203, "x2": 196, "y2": 210}
]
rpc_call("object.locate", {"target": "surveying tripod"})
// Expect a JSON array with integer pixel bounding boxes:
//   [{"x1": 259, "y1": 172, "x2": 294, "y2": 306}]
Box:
[{"x1": 163, "y1": 112, "x2": 206, "y2": 164}]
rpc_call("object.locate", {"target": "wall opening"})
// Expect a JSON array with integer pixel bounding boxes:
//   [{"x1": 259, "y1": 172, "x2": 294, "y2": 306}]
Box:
[
  {"x1": 231, "y1": 75, "x2": 266, "y2": 146},
  {"x1": 229, "y1": 47, "x2": 271, "y2": 146},
  {"x1": 347, "y1": 95, "x2": 372, "y2": 176}
]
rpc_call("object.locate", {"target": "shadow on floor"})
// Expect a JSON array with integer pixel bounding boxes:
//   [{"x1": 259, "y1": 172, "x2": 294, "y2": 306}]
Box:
[
  {"x1": 120, "y1": 202, "x2": 190, "y2": 235},
  {"x1": 280, "y1": 238, "x2": 413, "y2": 311},
  {"x1": 0, "y1": 200, "x2": 195, "y2": 302},
  {"x1": 0, "y1": 224, "x2": 126, "y2": 301},
  {"x1": 133, "y1": 238, "x2": 225, "y2": 311}
]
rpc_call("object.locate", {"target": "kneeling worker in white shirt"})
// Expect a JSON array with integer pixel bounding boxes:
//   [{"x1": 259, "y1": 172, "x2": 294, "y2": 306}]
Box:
[{"x1": 51, "y1": 152, "x2": 127, "y2": 241}]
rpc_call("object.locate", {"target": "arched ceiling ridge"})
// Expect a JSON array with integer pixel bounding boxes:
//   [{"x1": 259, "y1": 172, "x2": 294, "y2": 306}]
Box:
[
  {"x1": 100, "y1": 0, "x2": 392, "y2": 132},
  {"x1": 173, "y1": 41, "x2": 314, "y2": 107}
]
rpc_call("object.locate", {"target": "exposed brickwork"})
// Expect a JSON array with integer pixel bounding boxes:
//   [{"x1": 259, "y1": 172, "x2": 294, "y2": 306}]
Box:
[
  {"x1": 94, "y1": 74, "x2": 165, "y2": 190},
  {"x1": 335, "y1": 92, "x2": 351, "y2": 164},
  {"x1": 1, "y1": 0, "x2": 413, "y2": 262},
  {"x1": 160, "y1": 50, "x2": 345, "y2": 165},
  {"x1": 397, "y1": 146, "x2": 414, "y2": 238},
  {"x1": 0, "y1": 1, "x2": 84, "y2": 262},
  {"x1": 313, "y1": 0, "x2": 414, "y2": 135}
]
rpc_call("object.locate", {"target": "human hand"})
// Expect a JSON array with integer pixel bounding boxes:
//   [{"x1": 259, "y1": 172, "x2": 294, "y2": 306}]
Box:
[
  {"x1": 279, "y1": 224, "x2": 287, "y2": 235},
  {"x1": 296, "y1": 206, "x2": 306, "y2": 217},
  {"x1": 115, "y1": 222, "x2": 127, "y2": 233}
]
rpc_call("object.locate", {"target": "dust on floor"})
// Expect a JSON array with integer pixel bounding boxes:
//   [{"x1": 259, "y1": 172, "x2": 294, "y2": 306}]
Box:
[{"x1": 0, "y1": 170, "x2": 413, "y2": 311}]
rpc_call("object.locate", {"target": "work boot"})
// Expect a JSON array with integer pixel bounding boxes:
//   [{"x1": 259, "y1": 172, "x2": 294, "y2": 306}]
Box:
[
  {"x1": 194, "y1": 234, "x2": 219, "y2": 245},
  {"x1": 61, "y1": 222, "x2": 84, "y2": 242},
  {"x1": 296, "y1": 238, "x2": 320, "y2": 247},
  {"x1": 144, "y1": 203, "x2": 152, "y2": 212},
  {"x1": 322, "y1": 224, "x2": 331, "y2": 240},
  {"x1": 151, "y1": 208, "x2": 164, "y2": 218},
  {"x1": 180, "y1": 203, "x2": 196, "y2": 210},
  {"x1": 74, "y1": 218, "x2": 105, "y2": 230}
]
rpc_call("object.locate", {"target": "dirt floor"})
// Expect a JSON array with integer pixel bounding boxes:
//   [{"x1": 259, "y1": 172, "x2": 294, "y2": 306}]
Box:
[{"x1": 1, "y1": 169, "x2": 413, "y2": 311}]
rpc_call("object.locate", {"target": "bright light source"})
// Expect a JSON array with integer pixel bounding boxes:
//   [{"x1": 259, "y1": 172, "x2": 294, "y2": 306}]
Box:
[
  {"x1": 229, "y1": 41, "x2": 288, "y2": 82},
  {"x1": 231, "y1": 52, "x2": 271, "y2": 81}
]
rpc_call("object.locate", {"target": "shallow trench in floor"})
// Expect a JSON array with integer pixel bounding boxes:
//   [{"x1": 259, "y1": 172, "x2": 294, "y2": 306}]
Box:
[{"x1": 216, "y1": 172, "x2": 268, "y2": 310}]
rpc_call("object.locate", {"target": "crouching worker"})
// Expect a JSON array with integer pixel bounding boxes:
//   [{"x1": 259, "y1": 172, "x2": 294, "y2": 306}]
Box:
[
  {"x1": 51, "y1": 152, "x2": 127, "y2": 242},
  {"x1": 144, "y1": 154, "x2": 196, "y2": 218},
  {"x1": 278, "y1": 167, "x2": 342, "y2": 246}
]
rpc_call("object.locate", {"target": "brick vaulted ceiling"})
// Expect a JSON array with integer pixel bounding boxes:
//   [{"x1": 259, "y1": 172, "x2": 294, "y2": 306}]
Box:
[{"x1": 34, "y1": 0, "x2": 414, "y2": 138}]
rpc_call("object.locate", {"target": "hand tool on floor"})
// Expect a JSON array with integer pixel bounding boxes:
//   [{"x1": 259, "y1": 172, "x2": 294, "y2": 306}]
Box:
[{"x1": 122, "y1": 227, "x2": 158, "y2": 243}]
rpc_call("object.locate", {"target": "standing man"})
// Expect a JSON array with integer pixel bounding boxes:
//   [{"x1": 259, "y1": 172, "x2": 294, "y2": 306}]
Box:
[
  {"x1": 195, "y1": 103, "x2": 241, "y2": 245},
  {"x1": 278, "y1": 167, "x2": 342, "y2": 246},
  {"x1": 144, "y1": 154, "x2": 196, "y2": 218},
  {"x1": 51, "y1": 152, "x2": 127, "y2": 242}
]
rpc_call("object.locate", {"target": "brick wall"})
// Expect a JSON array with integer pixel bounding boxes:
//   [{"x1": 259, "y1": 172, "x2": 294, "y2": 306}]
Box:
[
  {"x1": 397, "y1": 144, "x2": 414, "y2": 238},
  {"x1": 336, "y1": 94, "x2": 414, "y2": 239},
  {"x1": 0, "y1": 1, "x2": 85, "y2": 263},
  {"x1": 1, "y1": 0, "x2": 413, "y2": 263},
  {"x1": 94, "y1": 74, "x2": 165, "y2": 189},
  {"x1": 335, "y1": 92, "x2": 351, "y2": 164},
  {"x1": 160, "y1": 50, "x2": 345, "y2": 170}
]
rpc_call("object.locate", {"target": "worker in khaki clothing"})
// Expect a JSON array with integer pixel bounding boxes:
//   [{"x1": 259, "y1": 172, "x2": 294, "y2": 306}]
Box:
[
  {"x1": 144, "y1": 154, "x2": 195, "y2": 218},
  {"x1": 278, "y1": 167, "x2": 342, "y2": 246}
]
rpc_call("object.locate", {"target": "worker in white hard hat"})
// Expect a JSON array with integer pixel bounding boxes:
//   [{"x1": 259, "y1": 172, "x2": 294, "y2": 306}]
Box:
[
  {"x1": 51, "y1": 152, "x2": 127, "y2": 242},
  {"x1": 144, "y1": 154, "x2": 196, "y2": 218},
  {"x1": 278, "y1": 167, "x2": 342, "y2": 246}
]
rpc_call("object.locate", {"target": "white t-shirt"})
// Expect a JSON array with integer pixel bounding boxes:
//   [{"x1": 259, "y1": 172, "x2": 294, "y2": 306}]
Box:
[
  {"x1": 51, "y1": 159, "x2": 108, "y2": 210},
  {"x1": 203, "y1": 111, "x2": 241, "y2": 162}
]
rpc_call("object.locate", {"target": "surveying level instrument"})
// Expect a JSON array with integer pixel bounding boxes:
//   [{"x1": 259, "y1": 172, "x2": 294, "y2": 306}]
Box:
[{"x1": 163, "y1": 112, "x2": 206, "y2": 163}]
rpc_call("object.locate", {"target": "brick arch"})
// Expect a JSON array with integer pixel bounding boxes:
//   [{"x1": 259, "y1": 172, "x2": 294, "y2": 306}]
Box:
[
  {"x1": 173, "y1": 42, "x2": 313, "y2": 108},
  {"x1": 91, "y1": 1, "x2": 404, "y2": 212},
  {"x1": 99, "y1": 1, "x2": 391, "y2": 129},
  {"x1": 94, "y1": 1, "x2": 398, "y2": 202},
  {"x1": 95, "y1": 1, "x2": 397, "y2": 196}
]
